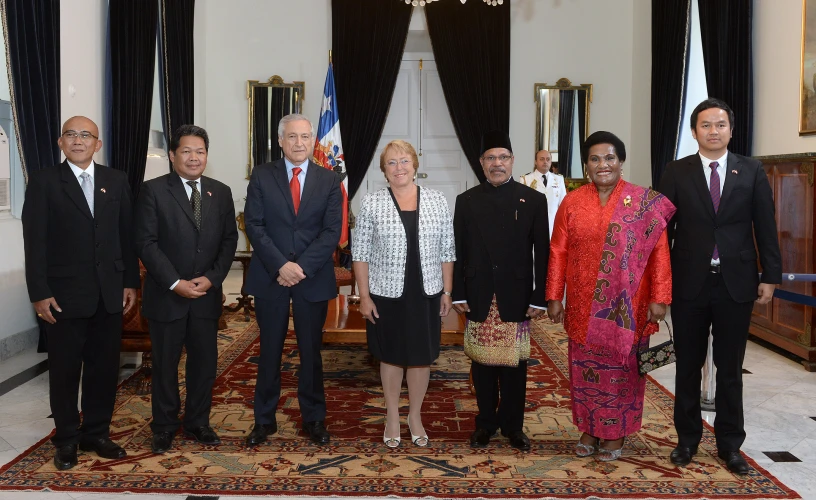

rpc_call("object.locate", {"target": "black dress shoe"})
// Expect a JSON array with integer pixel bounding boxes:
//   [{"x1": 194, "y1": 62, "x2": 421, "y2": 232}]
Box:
[
  {"x1": 670, "y1": 446, "x2": 698, "y2": 466},
  {"x1": 506, "y1": 431, "x2": 531, "y2": 451},
  {"x1": 470, "y1": 428, "x2": 492, "y2": 448},
  {"x1": 183, "y1": 426, "x2": 221, "y2": 445},
  {"x1": 245, "y1": 423, "x2": 278, "y2": 447},
  {"x1": 151, "y1": 431, "x2": 174, "y2": 454},
  {"x1": 718, "y1": 450, "x2": 751, "y2": 475},
  {"x1": 79, "y1": 437, "x2": 127, "y2": 459},
  {"x1": 54, "y1": 444, "x2": 78, "y2": 470},
  {"x1": 302, "y1": 421, "x2": 331, "y2": 445}
]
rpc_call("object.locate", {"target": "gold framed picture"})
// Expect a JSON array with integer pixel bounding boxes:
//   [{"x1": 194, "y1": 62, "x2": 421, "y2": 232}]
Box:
[{"x1": 800, "y1": 0, "x2": 816, "y2": 134}]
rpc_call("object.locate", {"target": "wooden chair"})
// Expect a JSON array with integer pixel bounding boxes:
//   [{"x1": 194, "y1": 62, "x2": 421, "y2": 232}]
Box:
[{"x1": 333, "y1": 246, "x2": 356, "y2": 295}]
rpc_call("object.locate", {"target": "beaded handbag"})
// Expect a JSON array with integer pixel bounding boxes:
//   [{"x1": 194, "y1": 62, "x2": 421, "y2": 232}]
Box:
[{"x1": 637, "y1": 320, "x2": 675, "y2": 375}]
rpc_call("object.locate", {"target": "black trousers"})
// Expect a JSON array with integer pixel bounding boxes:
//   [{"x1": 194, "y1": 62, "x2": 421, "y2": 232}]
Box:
[
  {"x1": 253, "y1": 294, "x2": 329, "y2": 425},
  {"x1": 148, "y1": 314, "x2": 218, "y2": 433},
  {"x1": 46, "y1": 298, "x2": 122, "y2": 447},
  {"x1": 672, "y1": 272, "x2": 754, "y2": 452},
  {"x1": 471, "y1": 359, "x2": 528, "y2": 434}
]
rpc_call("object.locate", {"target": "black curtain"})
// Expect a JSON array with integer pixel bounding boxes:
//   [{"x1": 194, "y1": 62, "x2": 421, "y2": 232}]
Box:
[
  {"x1": 252, "y1": 88, "x2": 268, "y2": 166},
  {"x1": 557, "y1": 90, "x2": 575, "y2": 178},
  {"x1": 426, "y1": 0, "x2": 510, "y2": 183},
  {"x1": 332, "y1": 0, "x2": 411, "y2": 201},
  {"x1": 2, "y1": 0, "x2": 61, "y2": 352},
  {"x1": 577, "y1": 89, "x2": 587, "y2": 177},
  {"x1": 651, "y1": 0, "x2": 690, "y2": 187},
  {"x1": 698, "y1": 0, "x2": 753, "y2": 156},
  {"x1": 107, "y1": 0, "x2": 158, "y2": 199},
  {"x1": 158, "y1": 0, "x2": 195, "y2": 151}
]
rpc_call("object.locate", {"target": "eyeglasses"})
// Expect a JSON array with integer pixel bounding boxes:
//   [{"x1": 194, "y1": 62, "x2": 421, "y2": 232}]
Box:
[
  {"x1": 386, "y1": 158, "x2": 412, "y2": 168},
  {"x1": 482, "y1": 154, "x2": 513, "y2": 163},
  {"x1": 62, "y1": 130, "x2": 98, "y2": 141}
]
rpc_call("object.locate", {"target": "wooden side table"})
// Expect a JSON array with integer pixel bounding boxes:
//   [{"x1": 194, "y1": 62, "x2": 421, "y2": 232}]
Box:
[{"x1": 223, "y1": 251, "x2": 254, "y2": 321}]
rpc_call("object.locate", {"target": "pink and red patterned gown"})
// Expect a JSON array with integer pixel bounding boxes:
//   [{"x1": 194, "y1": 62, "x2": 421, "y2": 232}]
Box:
[{"x1": 545, "y1": 179, "x2": 672, "y2": 439}]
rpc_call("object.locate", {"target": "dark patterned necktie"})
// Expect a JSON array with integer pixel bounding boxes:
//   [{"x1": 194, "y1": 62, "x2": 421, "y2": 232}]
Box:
[
  {"x1": 709, "y1": 162, "x2": 720, "y2": 259},
  {"x1": 187, "y1": 180, "x2": 201, "y2": 230},
  {"x1": 542, "y1": 174, "x2": 548, "y2": 188}
]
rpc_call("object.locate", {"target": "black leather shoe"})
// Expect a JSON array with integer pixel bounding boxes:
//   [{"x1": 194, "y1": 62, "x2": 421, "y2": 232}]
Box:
[
  {"x1": 183, "y1": 426, "x2": 221, "y2": 445},
  {"x1": 79, "y1": 437, "x2": 126, "y2": 459},
  {"x1": 54, "y1": 444, "x2": 78, "y2": 470},
  {"x1": 151, "y1": 431, "x2": 174, "y2": 454},
  {"x1": 718, "y1": 450, "x2": 751, "y2": 475},
  {"x1": 670, "y1": 446, "x2": 698, "y2": 466},
  {"x1": 245, "y1": 423, "x2": 278, "y2": 447},
  {"x1": 302, "y1": 421, "x2": 331, "y2": 445},
  {"x1": 470, "y1": 428, "x2": 491, "y2": 448},
  {"x1": 506, "y1": 431, "x2": 531, "y2": 451}
]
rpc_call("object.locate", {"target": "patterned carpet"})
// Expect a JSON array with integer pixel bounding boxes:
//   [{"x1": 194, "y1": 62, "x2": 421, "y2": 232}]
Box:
[{"x1": 0, "y1": 310, "x2": 800, "y2": 498}]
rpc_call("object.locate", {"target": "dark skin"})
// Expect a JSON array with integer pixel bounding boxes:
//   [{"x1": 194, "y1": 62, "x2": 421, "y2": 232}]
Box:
[{"x1": 547, "y1": 142, "x2": 666, "y2": 452}]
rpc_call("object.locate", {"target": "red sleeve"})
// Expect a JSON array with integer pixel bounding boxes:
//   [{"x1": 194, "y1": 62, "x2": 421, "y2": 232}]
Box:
[
  {"x1": 545, "y1": 199, "x2": 569, "y2": 301},
  {"x1": 648, "y1": 230, "x2": 672, "y2": 304}
]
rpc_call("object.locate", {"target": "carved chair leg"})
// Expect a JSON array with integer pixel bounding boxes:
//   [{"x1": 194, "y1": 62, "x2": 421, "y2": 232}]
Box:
[{"x1": 136, "y1": 351, "x2": 153, "y2": 396}]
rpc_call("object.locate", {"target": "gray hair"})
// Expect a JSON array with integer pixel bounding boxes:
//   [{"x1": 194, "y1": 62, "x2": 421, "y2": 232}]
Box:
[{"x1": 277, "y1": 114, "x2": 315, "y2": 138}]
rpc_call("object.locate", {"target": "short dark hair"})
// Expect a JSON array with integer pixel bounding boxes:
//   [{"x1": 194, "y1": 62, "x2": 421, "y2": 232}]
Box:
[
  {"x1": 582, "y1": 131, "x2": 627, "y2": 164},
  {"x1": 170, "y1": 124, "x2": 210, "y2": 152},
  {"x1": 690, "y1": 98, "x2": 734, "y2": 130}
]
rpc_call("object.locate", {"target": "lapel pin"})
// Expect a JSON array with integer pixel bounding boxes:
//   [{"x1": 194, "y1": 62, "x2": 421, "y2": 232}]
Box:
[
  {"x1": 623, "y1": 195, "x2": 632, "y2": 207},
  {"x1": 731, "y1": 170, "x2": 738, "y2": 175},
  {"x1": 100, "y1": 188, "x2": 106, "y2": 193},
  {"x1": 520, "y1": 198, "x2": 526, "y2": 202},
  {"x1": 207, "y1": 191, "x2": 212, "y2": 197}
]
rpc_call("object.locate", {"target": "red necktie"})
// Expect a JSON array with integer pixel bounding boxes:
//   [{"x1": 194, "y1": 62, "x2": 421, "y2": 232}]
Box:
[
  {"x1": 709, "y1": 162, "x2": 720, "y2": 259},
  {"x1": 290, "y1": 167, "x2": 302, "y2": 214}
]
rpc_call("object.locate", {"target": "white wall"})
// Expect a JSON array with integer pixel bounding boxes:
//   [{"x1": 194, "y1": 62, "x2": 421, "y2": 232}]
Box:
[
  {"x1": 754, "y1": 0, "x2": 816, "y2": 154},
  {"x1": 196, "y1": 0, "x2": 331, "y2": 251},
  {"x1": 510, "y1": 0, "x2": 651, "y2": 186}
]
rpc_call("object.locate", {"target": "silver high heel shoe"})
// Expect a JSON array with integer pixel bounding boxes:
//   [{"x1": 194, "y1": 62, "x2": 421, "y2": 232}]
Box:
[
  {"x1": 408, "y1": 418, "x2": 429, "y2": 447},
  {"x1": 596, "y1": 438, "x2": 625, "y2": 462},
  {"x1": 383, "y1": 423, "x2": 400, "y2": 449}
]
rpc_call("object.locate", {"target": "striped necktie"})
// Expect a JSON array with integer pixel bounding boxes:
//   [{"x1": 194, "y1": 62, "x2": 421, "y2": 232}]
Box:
[{"x1": 709, "y1": 161, "x2": 720, "y2": 259}]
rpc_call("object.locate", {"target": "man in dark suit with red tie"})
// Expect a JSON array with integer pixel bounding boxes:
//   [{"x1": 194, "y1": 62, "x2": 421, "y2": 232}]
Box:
[
  {"x1": 243, "y1": 114, "x2": 342, "y2": 447},
  {"x1": 659, "y1": 98, "x2": 782, "y2": 474},
  {"x1": 22, "y1": 116, "x2": 140, "y2": 470},
  {"x1": 134, "y1": 125, "x2": 238, "y2": 454}
]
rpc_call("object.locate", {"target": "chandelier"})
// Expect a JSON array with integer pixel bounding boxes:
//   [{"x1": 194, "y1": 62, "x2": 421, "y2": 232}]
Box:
[{"x1": 402, "y1": 0, "x2": 504, "y2": 6}]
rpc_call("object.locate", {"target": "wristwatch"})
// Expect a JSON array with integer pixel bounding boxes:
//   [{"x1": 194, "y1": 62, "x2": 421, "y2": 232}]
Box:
[{"x1": 443, "y1": 291, "x2": 452, "y2": 296}]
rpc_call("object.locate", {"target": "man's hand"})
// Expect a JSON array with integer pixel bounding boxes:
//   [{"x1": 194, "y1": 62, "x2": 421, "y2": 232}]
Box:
[
  {"x1": 360, "y1": 296, "x2": 379, "y2": 324},
  {"x1": 756, "y1": 283, "x2": 776, "y2": 305},
  {"x1": 647, "y1": 302, "x2": 667, "y2": 323},
  {"x1": 547, "y1": 300, "x2": 564, "y2": 324},
  {"x1": 173, "y1": 279, "x2": 206, "y2": 299},
  {"x1": 123, "y1": 288, "x2": 138, "y2": 314},
  {"x1": 278, "y1": 262, "x2": 306, "y2": 287},
  {"x1": 33, "y1": 297, "x2": 61, "y2": 324},
  {"x1": 526, "y1": 306, "x2": 546, "y2": 319},
  {"x1": 190, "y1": 276, "x2": 213, "y2": 293},
  {"x1": 440, "y1": 295, "x2": 453, "y2": 317},
  {"x1": 452, "y1": 302, "x2": 470, "y2": 315}
]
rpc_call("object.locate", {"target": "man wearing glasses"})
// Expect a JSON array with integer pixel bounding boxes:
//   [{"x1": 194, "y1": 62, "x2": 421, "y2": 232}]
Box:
[
  {"x1": 22, "y1": 116, "x2": 140, "y2": 470},
  {"x1": 452, "y1": 130, "x2": 550, "y2": 450}
]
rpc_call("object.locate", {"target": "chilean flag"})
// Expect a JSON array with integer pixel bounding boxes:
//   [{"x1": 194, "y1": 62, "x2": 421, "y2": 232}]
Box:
[{"x1": 313, "y1": 63, "x2": 349, "y2": 248}]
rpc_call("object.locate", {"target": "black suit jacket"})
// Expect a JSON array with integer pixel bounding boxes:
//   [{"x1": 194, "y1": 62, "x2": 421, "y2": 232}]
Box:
[
  {"x1": 244, "y1": 159, "x2": 342, "y2": 302},
  {"x1": 452, "y1": 179, "x2": 550, "y2": 322},
  {"x1": 22, "y1": 162, "x2": 140, "y2": 318},
  {"x1": 134, "y1": 173, "x2": 238, "y2": 322},
  {"x1": 658, "y1": 152, "x2": 782, "y2": 302}
]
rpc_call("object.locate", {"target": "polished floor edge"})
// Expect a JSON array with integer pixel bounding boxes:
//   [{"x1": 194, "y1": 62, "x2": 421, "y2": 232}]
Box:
[{"x1": 0, "y1": 359, "x2": 48, "y2": 397}]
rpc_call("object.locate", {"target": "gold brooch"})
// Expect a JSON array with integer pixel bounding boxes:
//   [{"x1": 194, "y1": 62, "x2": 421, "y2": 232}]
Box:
[{"x1": 623, "y1": 195, "x2": 632, "y2": 207}]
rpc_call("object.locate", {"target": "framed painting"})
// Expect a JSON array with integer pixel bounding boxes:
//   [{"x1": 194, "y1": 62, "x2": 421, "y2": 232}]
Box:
[{"x1": 801, "y1": 0, "x2": 816, "y2": 134}]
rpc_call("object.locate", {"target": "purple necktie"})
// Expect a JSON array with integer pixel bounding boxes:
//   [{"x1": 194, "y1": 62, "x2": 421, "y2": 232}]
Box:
[{"x1": 709, "y1": 161, "x2": 720, "y2": 260}]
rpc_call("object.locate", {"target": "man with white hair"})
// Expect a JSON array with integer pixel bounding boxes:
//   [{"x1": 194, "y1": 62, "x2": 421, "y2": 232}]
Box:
[{"x1": 243, "y1": 114, "x2": 343, "y2": 447}]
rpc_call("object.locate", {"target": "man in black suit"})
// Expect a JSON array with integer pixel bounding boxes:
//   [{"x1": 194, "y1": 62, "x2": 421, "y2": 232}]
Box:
[
  {"x1": 134, "y1": 125, "x2": 238, "y2": 454},
  {"x1": 243, "y1": 114, "x2": 342, "y2": 447},
  {"x1": 452, "y1": 130, "x2": 549, "y2": 451},
  {"x1": 659, "y1": 98, "x2": 781, "y2": 474},
  {"x1": 22, "y1": 116, "x2": 139, "y2": 470}
]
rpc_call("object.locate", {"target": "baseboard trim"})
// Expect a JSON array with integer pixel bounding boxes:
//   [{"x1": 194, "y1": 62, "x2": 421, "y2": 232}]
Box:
[{"x1": 0, "y1": 326, "x2": 39, "y2": 362}]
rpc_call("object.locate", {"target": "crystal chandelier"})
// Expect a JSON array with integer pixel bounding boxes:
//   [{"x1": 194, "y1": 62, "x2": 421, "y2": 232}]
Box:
[{"x1": 402, "y1": 0, "x2": 504, "y2": 6}]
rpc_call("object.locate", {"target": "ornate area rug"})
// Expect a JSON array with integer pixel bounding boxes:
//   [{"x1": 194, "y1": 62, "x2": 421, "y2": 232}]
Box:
[{"x1": 0, "y1": 311, "x2": 800, "y2": 499}]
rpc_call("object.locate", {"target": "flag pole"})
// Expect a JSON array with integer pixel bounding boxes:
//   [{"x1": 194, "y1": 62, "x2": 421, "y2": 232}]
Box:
[{"x1": 329, "y1": 50, "x2": 332, "y2": 64}]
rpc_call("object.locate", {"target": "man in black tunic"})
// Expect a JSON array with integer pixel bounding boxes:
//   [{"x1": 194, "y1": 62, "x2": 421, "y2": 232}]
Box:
[{"x1": 452, "y1": 130, "x2": 550, "y2": 450}]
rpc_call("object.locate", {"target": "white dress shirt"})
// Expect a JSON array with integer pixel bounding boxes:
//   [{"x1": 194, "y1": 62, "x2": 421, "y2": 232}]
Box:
[
  {"x1": 67, "y1": 160, "x2": 95, "y2": 185},
  {"x1": 285, "y1": 158, "x2": 308, "y2": 196},
  {"x1": 699, "y1": 151, "x2": 728, "y2": 265},
  {"x1": 170, "y1": 175, "x2": 203, "y2": 290}
]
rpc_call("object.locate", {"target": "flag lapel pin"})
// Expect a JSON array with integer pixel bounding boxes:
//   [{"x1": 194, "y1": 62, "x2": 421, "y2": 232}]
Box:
[
  {"x1": 731, "y1": 170, "x2": 738, "y2": 175},
  {"x1": 100, "y1": 188, "x2": 106, "y2": 193},
  {"x1": 207, "y1": 191, "x2": 212, "y2": 197}
]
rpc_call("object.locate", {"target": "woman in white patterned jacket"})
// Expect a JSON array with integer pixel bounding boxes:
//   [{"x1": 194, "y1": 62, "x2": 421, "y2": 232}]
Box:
[{"x1": 352, "y1": 139, "x2": 456, "y2": 450}]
